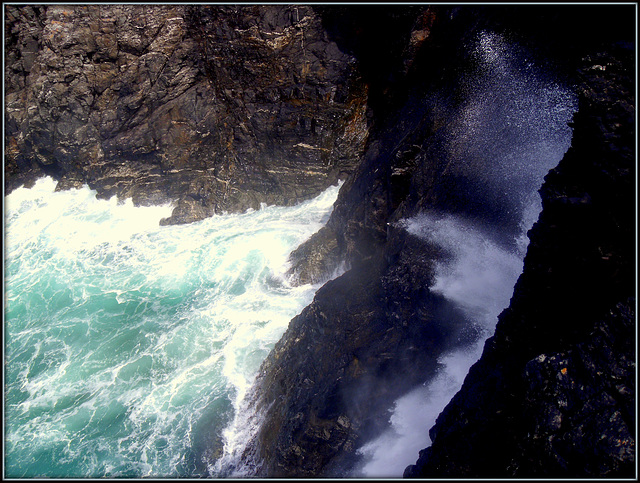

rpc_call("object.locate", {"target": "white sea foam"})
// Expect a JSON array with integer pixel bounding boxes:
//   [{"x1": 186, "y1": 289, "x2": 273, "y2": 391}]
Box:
[{"x1": 4, "y1": 177, "x2": 342, "y2": 478}]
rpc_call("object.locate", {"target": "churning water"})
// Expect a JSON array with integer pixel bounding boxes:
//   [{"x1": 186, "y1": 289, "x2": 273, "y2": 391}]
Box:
[
  {"x1": 354, "y1": 31, "x2": 577, "y2": 477},
  {"x1": 4, "y1": 177, "x2": 341, "y2": 478}
]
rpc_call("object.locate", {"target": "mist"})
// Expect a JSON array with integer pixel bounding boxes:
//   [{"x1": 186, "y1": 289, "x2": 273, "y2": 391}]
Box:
[{"x1": 353, "y1": 30, "x2": 577, "y2": 477}]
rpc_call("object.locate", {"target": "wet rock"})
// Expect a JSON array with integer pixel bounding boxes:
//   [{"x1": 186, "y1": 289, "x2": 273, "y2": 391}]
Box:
[
  {"x1": 405, "y1": 8, "x2": 635, "y2": 477},
  {"x1": 240, "y1": 4, "x2": 635, "y2": 479},
  {"x1": 241, "y1": 249, "x2": 463, "y2": 477},
  {"x1": 159, "y1": 197, "x2": 211, "y2": 226},
  {"x1": 238, "y1": 10, "x2": 498, "y2": 474},
  {"x1": 286, "y1": 226, "x2": 341, "y2": 285},
  {"x1": 5, "y1": 5, "x2": 369, "y2": 223}
]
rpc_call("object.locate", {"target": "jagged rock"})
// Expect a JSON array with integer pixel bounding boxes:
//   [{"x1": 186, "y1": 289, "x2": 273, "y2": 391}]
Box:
[
  {"x1": 404, "y1": 9, "x2": 635, "y2": 477},
  {"x1": 514, "y1": 300, "x2": 635, "y2": 476},
  {"x1": 240, "y1": 4, "x2": 636, "y2": 479},
  {"x1": 159, "y1": 197, "x2": 212, "y2": 226},
  {"x1": 238, "y1": 6, "x2": 512, "y2": 475},
  {"x1": 241, "y1": 247, "x2": 466, "y2": 477},
  {"x1": 286, "y1": 225, "x2": 341, "y2": 285},
  {"x1": 5, "y1": 5, "x2": 369, "y2": 223}
]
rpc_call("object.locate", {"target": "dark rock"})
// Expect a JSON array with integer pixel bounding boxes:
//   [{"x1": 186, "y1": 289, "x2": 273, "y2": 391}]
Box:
[
  {"x1": 405, "y1": 9, "x2": 635, "y2": 477},
  {"x1": 286, "y1": 225, "x2": 341, "y2": 285},
  {"x1": 239, "y1": 4, "x2": 636, "y2": 479},
  {"x1": 159, "y1": 196, "x2": 212, "y2": 226},
  {"x1": 240, "y1": 248, "x2": 466, "y2": 477},
  {"x1": 237, "y1": 6, "x2": 517, "y2": 475},
  {"x1": 5, "y1": 5, "x2": 369, "y2": 223}
]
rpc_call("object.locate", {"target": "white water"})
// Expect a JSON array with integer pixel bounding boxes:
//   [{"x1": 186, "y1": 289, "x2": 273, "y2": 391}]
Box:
[
  {"x1": 4, "y1": 177, "x2": 341, "y2": 478},
  {"x1": 356, "y1": 212, "x2": 528, "y2": 477},
  {"x1": 354, "y1": 30, "x2": 576, "y2": 477}
]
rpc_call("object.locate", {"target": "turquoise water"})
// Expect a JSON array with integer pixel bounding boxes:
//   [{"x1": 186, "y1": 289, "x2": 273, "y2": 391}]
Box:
[{"x1": 4, "y1": 177, "x2": 340, "y2": 478}]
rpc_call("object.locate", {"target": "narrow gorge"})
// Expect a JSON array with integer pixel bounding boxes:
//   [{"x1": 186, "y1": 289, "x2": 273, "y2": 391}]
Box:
[{"x1": 4, "y1": 4, "x2": 636, "y2": 479}]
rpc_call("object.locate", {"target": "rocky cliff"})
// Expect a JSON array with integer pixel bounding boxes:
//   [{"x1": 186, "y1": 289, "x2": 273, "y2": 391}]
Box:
[
  {"x1": 4, "y1": 4, "x2": 635, "y2": 479},
  {"x1": 404, "y1": 18, "x2": 636, "y2": 478},
  {"x1": 5, "y1": 5, "x2": 368, "y2": 224},
  {"x1": 237, "y1": 4, "x2": 636, "y2": 478}
]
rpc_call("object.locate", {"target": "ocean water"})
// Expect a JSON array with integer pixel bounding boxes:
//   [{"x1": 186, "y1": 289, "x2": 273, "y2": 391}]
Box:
[{"x1": 4, "y1": 177, "x2": 341, "y2": 478}]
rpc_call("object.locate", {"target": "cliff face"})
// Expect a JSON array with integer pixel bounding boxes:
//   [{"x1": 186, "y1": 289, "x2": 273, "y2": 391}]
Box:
[
  {"x1": 5, "y1": 5, "x2": 368, "y2": 224},
  {"x1": 238, "y1": 5, "x2": 636, "y2": 478},
  {"x1": 405, "y1": 38, "x2": 636, "y2": 478},
  {"x1": 5, "y1": 4, "x2": 635, "y2": 479}
]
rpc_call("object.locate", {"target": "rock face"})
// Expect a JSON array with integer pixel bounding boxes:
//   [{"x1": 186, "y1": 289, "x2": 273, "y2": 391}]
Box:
[
  {"x1": 236, "y1": 7, "x2": 475, "y2": 476},
  {"x1": 404, "y1": 33, "x2": 636, "y2": 478},
  {"x1": 4, "y1": 5, "x2": 368, "y2": 223},
  {"x1": 237, "y1": 4, "x2": 636, "y2": 479},
  {"x1": 5, "y1": 4, "x2": 635, "y2": 479}
]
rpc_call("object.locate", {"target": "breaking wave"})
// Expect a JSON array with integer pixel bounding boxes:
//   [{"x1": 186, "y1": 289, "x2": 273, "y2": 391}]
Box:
[{"x1": 4, "y1": 177, "x2": 341, "y2": 478}]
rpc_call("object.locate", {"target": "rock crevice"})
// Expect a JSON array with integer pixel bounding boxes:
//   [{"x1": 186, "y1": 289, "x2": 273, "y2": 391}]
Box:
[{"x1": 5, "y1": 4, "x2": 635, "y2": 479}]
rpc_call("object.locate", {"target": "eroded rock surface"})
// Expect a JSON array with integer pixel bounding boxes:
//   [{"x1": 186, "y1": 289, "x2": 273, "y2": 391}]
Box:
[
  {"x1": 5, "y1": 5, "x2": 368, "y2": 223},
  {"x1": 404, "y1": 10, "x2": 636, "y2": 478},
  {"x1": 240, "y1": 5, "x2": 636, "y2": 478}
]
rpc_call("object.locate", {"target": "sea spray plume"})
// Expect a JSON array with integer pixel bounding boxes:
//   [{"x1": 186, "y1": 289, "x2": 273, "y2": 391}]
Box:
[
  {"x1": 404, "y1": 212, "x2": 527, "y2": 329},
  {"x1": 355, "y1": 213, "x2": 528, "y2": 477},
  {"x1": 440, "y1": 30, "x2": 576, "y2": 240},
  {"x1": 352, "y1": 30, "x2": 576, "y2": 477},
  {"x1": 450, "y1": 31, "x2": 576, "y2": 188},
  {"x1": 403, "y1": 21, "x2": 635, "y2": 476}
]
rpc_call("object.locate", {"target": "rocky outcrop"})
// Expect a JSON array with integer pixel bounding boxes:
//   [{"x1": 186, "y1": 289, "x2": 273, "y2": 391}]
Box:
[
  {"x1": 238, "y1": 4, "x2": 636, "y2": 478},
  {"x1": 237, "y1": 5, "x2": 516, "y2": 476},
  {"x1": 404, "y1": 34, "x2": 636, "y2": 478},
  {"x1": 241, "y1": 233, "x2": 472, "y2": 476},
  {"x1": 4, "y1": 5, "x2": 368, "y2": 223},
  {"x1": 6, "y1": 4, "x2": 634, "y2": 479},
  {"x1": 235, "y1": 7, "x2": 465, "y2": 476}
]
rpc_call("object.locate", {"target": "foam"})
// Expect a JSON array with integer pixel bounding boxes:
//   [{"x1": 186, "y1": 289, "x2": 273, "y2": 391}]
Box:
[{"x1": 5, "y1": 178, "x2": 342, "y2": 477}]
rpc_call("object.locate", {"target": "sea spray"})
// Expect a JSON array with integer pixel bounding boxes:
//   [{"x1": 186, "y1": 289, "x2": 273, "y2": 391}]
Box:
[
  {"x1": 4, "y1": 177, "x2": 341, "y2": 478},
  {"x1": 356, "y1": 213, "x2": 528, "y2": 477},
  {"x1": 353, "y1": 30, "x2": 576, "y2": 477}
]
